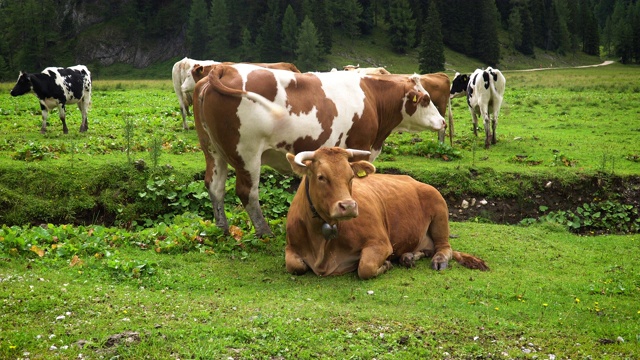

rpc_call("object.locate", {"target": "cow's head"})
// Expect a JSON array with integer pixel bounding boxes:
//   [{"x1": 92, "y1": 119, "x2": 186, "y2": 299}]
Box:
[
  {"x1": 10, "y1": 71, "x2": 32, "y2": 97},
  {"x1": 394, "y1": 74, "x2": 446, "y2": 133},
  {"x1": 287, "y1": 147, "x2": 375, "y2": 223},
  {"x1": 184, "y1": 64, "x2": 209, "y2": 93},
  {"x1": 450, "y1": 72, "x2": 469, "y2": 99}
]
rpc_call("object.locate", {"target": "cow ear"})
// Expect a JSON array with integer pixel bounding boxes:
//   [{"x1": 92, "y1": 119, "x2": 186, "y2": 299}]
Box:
[
  {"x1": 286, "y1": 153, "x2": 308, "y2": 176},
  {"x1": 408, "y1": 90, "x2": 422, "y2": 104},
  {"x1": 351, "y1": 161, "x2": 376, "y2": 178}
]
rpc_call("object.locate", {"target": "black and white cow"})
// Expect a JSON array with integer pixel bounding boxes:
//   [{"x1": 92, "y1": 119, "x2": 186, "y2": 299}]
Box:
[
  {"x1": 450, "y1": 67, "x2": 505, "y2": 148},
  {"x1": 10, "y1": 65, "x2": 92, "y2": 134}
]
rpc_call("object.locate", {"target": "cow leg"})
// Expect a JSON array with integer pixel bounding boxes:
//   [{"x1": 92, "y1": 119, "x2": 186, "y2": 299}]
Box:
[
  {"x1": 357, "y1": 243, "x2": 393, "y2": 279},
  {"x1": 285, "y1": 245, "x2": 309, "y2": 275},
  {"x1": 469, "y1": 108, "x2": 479, "y2": 137},
  {"x1": 400, "y1": 251, "x2": 428, "y2": 268},
  {"x1": 78, "y1": 101, "x2": 88, "y2": 132},
  {"x1": 491, "y1": 112, "x2": 498, "y2": 145},
  {"x1": 235, "y1": 167, "x2": 273, "y2": 238},
  {"x1": 38, "y1": 103, "x2": 49, "y2": 134},
  {"x1": 427, "y1": 212, "x2": 453, "y2": 271},
  {"x1": 205, "y1": 156, "x2": 229, "y2": 234},
  {"x1": 483, "y1": 112, "x2": 492, "y2": 149},
  {"x1": 180, "y1": 92, "x2": 192, "y2": 130},
  {"x1": 58, "y1": 104, "x2": 69, "y2": 134}
]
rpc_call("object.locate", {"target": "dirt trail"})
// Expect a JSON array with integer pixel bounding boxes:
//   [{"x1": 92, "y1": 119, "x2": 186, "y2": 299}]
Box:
[{"x1": 507, "y1": 60, "x2": 614, "y2": 72}]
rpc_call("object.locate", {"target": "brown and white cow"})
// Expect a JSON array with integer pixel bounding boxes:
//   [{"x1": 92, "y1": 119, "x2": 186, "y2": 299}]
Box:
[
  {"x1": 172, "y1": 57, "x2": 220, "y2": 129},
  {"x1": 285, "y1": 147, "x2": 489, "y2": 279},
  {"x1": 392, "y1": 73, "x2": 454, "y2": 144},
  {"x1": 343, "y1": 64, "x2": 391, "y2": 75},
  {"x1": 192, "y1": 64, "x2": 445, "y2": 237}
]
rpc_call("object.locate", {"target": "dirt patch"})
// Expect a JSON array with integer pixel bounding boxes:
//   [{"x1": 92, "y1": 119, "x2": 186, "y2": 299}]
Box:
[{"x1": 445, "y1": 175, "x2": 640, "y2": 225}]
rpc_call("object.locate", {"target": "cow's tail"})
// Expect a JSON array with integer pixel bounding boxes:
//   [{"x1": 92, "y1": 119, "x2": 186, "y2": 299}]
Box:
[
  {"x1": 447, "y1": 97, "x2": 454, "y2": 146},
  {"x1": 452, "y1": 251, "x2": 489, "y2": 271},
  {"x1": 208, "y1": 65, "x2": 287, "y2": 120}
]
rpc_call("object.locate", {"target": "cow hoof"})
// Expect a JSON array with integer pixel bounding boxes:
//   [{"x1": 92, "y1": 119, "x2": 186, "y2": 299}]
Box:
[
  {"x1": 400, "y1": 253, "x2": 415, "y2": 268},
  {"x1": 431, "y1": 257, "x2": 449, "y2": 271}
]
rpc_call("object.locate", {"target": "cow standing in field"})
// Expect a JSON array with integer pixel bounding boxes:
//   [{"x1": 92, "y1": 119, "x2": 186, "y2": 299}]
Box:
[
  {"x1": 10, "y1": 65, "x2": 92, "y2": 134},
  {"x1": 392, "y1": 73, "x2": 454, "y2": 144},
  {"x1": 172, "y1": 57, "x2": 220, "y2": 129},
  {"x1": 192, "y1": 64, "x2": 445, "y2": 237},
  {"x1": 450, "y1": 67, "x2": 506, "y2": 148},
  {"x1": 285, "y1": 147, "x2": 489, "y2": 279}
]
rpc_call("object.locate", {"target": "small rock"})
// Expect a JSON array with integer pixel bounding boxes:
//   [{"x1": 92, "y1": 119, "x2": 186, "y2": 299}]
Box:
[
  {"x1": 479, "y1": 199, "x2": 488, "y2": 205},
  {"x1": 461, "y1": 200, "x2": 469, "y2": 209},
  {"x1": 367, "y1": 290, "x2": 374, "y2": 295},
  {"x1": 616, "y1": 336, "x2": 624, "y2": 343},
  {"x1": 545, "y1": 181, "x2": 552, "y2": 188},
  {"x1": 470, "y1": 198, "x2": 476, "y2": 206}
]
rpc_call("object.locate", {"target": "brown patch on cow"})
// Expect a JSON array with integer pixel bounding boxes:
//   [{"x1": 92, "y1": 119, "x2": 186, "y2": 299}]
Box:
[
  {"x1": 348, "y1": 76, "x2": 406, "y2": 152},
  {"x1": 245, "y1": 69, "x2": 278, "y2": 102},
  {"x1": 286, "y1": 73, "x2": 338, "y2": 152}
]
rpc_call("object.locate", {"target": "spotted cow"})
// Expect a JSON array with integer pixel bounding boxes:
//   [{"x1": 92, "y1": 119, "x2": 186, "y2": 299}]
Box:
[
  {"x1": 450, "y1": 67, "x2": 506, "y2": 148},
  {"x1": 10, "y1": 65, "x2": 92, "y2": 134}
]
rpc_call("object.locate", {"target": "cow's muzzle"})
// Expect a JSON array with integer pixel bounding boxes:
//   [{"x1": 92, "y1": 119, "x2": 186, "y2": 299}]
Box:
[{"x1": 331, "y1": 199, "x2": 358, "y2": 220}]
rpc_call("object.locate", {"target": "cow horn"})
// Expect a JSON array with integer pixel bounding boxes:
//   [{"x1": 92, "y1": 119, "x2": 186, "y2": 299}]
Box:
[
  {"x1": 294, "y1": 151, "x2": 316, "y2": 167},
  {"x1": 345, "y1": 149, "x2": 371, "y2": 159}
]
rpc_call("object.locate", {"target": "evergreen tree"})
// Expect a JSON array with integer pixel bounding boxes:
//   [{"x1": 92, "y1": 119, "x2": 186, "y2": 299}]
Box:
[
  {"x1": 359, "y1": 0, "x2": 376, "y2": 36},
  {"x1": 582, "y1": 4, "x2": 601, "y2": 56},
  {"x1": 333, "y1": 0, "x2": 362, "y2": 42},
  {"x1": 304, "y1": 0, "x2": 333, "y2": 54},
  {"x1": 296, "y1": 16, "x2": 321, "y2": 72},
  {"x1": 508, "y1": 5, "x2": 523, "y2": 51},
  {"x1": 256, "y1": 0, "x2": 283, "y2": 62},
  {"x1": 208, "y1": 0, "x2": 230, "y2": 59},
  {"x1": 472, "y1": 0, "x2": 500, "y2": 66},
  {"x1": 418, "y1": 1, "x2": 444, "y2": 73},
  {"x1": 388, "y1": 0, "x2": 416, "y2": 53},
  {"x1": 187, "y1": 0, "x2": 210, "y2": 59},
  {"x1": 239, "y1": 27, "x2": 255, "y2": 61},
  {"x1": 281, "y1": 5, "x2": 299, "y2": 61},
  {"x1": 529, "y1": 0, "x2": 547, "y2": 49},
  {"x1": 517, "y1": 3, "x2": 535, "y2": 55}
]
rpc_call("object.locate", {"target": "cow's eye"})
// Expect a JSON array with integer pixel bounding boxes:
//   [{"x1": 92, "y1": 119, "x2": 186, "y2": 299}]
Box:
[{"x1": 317, "y1": 174, "x2": 326, "y2": 182}]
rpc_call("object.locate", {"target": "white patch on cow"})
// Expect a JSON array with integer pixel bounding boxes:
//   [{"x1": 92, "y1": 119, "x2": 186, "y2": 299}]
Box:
[
  {"x1": 315, "y1": 71, "x2": 367, "y2": 147},
  {"x1": 394, "y1": 78, "x2": 445, "y2": 133}
]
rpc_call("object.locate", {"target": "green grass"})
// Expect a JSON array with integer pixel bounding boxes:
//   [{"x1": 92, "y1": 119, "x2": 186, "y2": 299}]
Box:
[
  {"x1": 0, "y1": 54, "x2": 639, "y2": 358},
  {"x1": 1, "y1": 223, "x2": 638, "y2": 358}
]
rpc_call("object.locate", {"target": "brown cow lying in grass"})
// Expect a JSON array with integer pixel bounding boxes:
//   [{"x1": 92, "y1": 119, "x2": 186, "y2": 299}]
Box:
[{"x1": 285, "y1": 147, "x2": 489, "y2": 279}]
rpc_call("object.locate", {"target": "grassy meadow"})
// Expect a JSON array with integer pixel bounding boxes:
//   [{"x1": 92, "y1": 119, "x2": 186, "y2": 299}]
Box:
[{"x1": 0, "y1": 62, "x2": 639, "y2": 359}]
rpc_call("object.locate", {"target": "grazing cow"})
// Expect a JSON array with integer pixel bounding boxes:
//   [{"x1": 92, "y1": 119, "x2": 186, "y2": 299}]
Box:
[
  {"x1": 393, "y1": 73, "x2": 454, "y2": 144},
  {"x1": 10, "y1": 65, "x2": 92, "y2": 134},
  {"x1": 192, "y1": 64, "x2": 445, "y2": 237},
  {"x1": 343, "y1": 64, "x2": 391, "y2": 75},
  {"x1": 450, "y1": 67, "x2": 506, "y2": 148},
  {"x1": 285, "y1": 147, "x2": 489, "y2": 279},
  {"x1": 172, "y1": 57, "x2": 220, "y2": 129}
]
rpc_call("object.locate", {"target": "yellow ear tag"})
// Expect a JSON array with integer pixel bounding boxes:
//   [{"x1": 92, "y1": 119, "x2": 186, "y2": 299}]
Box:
[
  {"x1": 197, "y1": 67, "x2": 203, "y2": 73},
  {"x1": 412, "y1": 95, "x2": 417, "y2": 103},
  {"x1": 357, "y1": 170, "x2": 367, "y2": 178}
]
